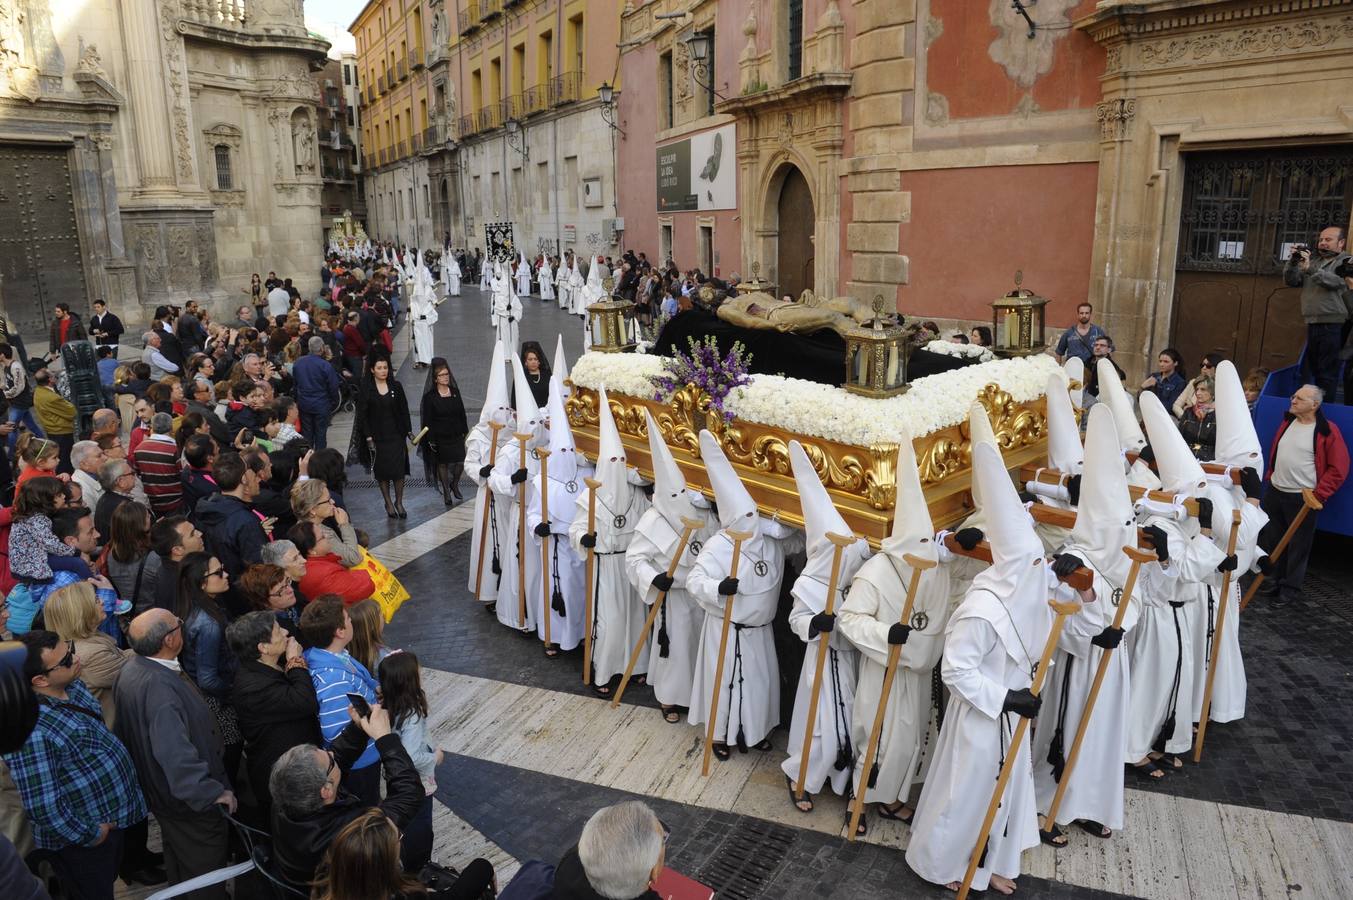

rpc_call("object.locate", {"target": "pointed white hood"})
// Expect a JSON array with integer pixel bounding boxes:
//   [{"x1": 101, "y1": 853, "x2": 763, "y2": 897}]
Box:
[
  {"x1": 645, "y1": 409, "x2": 696, "y2": 528},
  {"x1": 1139, "y1": 390, "x2": 1207, "y2": 497},
  {"x1": 1213, "y1": 360, "x2": 1263, "y2": 471},
  {"x1": 549, "y1": 334, "x2": 571, "y2": 407},
  {"x1": 699, "y1": 429, "x2": 758, "y2": 534},
  {"x1": 510, "y1": 354, "x2": 546, "y2": 449},
  {"x1": 966, "y1": 441, "x2": 1051, "y2": 670},
  {"x1": 790, "y1": 439, "x2": 870, "y2": 614},
  {"x1": 1064, "y1": 357, "x2": 1085, "y2": 409},
  {"x1": 594, "y1": 386, "x2": 631, "y2": 514},
  {"x1": 883, "y1": 429, "x2": 938, "y2": 564},
  {"x1": 1099, "y1": 357, "x2": 1147, "y2": 452},
  {"x1": 1068, "y1": 405, "x2": 1136, "y2": 588},
  {"x1": 586, "y1": 257, "x2": 603, "y2": 290},
  {"x1": 1045, "y1": 373, "x2": 1084, "y2": 475},
  {"x1": 545, "y1": 387, "x2": 579, "y2": 483},
  {"x1": 964, "y1": 401, "x2": 1000, "y2": 530},
  {"x1": 477, "y1": 339, "x2": 513, "y2": 427}
]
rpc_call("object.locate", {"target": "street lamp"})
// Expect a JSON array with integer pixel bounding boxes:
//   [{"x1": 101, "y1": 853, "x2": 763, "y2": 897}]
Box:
[
  {"x1": 682, "y1": 30, "x2": 723, "y2": 102},
  {"x1": 598, "y1": 81, "x2": 614, "y2": 106},
  {"x1": 597, "y1": 82, "x2": 624, "y2": 137},
  {"x1": 504, "y1": 117, "x2": 528, "y2": 160}
]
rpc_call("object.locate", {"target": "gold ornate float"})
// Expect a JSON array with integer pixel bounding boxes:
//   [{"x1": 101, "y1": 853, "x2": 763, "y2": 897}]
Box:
[{"x1": 565, "y1": 381, "x2": 1049, "y2": 548}]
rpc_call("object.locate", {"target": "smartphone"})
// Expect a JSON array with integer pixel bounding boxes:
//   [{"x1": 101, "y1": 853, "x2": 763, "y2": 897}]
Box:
[{"x1": 345, "y1": 692, "x2": 372, "y2": 719}]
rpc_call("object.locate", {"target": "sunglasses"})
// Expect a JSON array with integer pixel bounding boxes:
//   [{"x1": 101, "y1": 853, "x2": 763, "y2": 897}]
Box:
[
  {"x1": 205, "y1": 567, "x2": 226, "y2": 580},
  {"x1": 38, "y1": 640, "x2": 76, "y2": 677}
]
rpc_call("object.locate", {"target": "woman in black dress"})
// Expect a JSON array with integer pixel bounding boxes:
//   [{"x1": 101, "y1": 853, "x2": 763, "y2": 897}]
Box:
[
  {"x1": 354, "y1": 352, "x2": 413, "y2": 518},
  {"x1": 517, "y1": 341, "x2": 551, "y2": 409},
  {"x1": 418, "y1": 357, "x2": 469, "y2": 506}
]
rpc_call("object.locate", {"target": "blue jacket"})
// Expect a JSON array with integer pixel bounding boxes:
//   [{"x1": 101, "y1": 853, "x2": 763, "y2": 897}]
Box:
[
  {"x1": 303, "y1": 647, "x2": 379, "y2": 770},
  {"x1": 293, "y1": 353, "x2": 340, "y2": 414},
  {"x1": 182, "y1": 607, "x2": 236, "y2": 699}
]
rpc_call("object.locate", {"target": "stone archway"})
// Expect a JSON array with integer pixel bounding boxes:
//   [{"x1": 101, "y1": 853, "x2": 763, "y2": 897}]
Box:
[{"x1": 774, "y1": 165, "x2": 815, "y2": 300}]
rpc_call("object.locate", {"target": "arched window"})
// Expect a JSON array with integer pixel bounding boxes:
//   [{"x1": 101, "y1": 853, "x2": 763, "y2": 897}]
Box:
[{"x1": 214, "y1": 144, "x2": 233, "y2": 190}]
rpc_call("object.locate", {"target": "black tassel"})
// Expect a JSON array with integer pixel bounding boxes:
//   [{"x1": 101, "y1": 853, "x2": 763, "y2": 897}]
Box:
[
  {"x1": 834, "y1": 746, "x2": 850, "y2": 772},
  {"x1": 1047, "y1": 729, "x2": 1066, "y2": 782},
  {"x1": 551, "y1": 588, "x2": 567, "y2": 617},
  {"x1": 736, "y1": 726, "x2": 747, "y2": 754},
  {"x1": 977, "y1": 836, "x2": 990, "y2": 870},
  {"x1": 1152, "y1": 715, "x2": 1175, "y2": 755},
  {"x1": 867, "y1": 761, "x2": 880, "y2": 789},
  {"x1": 657, "y1": 623, "x2": 670, "y2": 658},
  {"x1": 491, "y1": 552, "x2": 501, "y2": 576}
]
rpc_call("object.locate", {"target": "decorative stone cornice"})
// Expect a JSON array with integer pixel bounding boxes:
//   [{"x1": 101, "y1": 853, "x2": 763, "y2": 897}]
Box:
[
  {"x1": 716, "y1": 71, "x2": 852, "y2": 117},
  {"x1": 1077, "y1": 0, "x2": 1353, "y2": 52}
]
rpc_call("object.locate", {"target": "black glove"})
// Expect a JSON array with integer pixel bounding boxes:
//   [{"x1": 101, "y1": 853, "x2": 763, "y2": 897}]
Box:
[
  {"x1": 1066, "y1": 474, "x2": 1082, "y2": 507},
  {"x1": 1143, "y1": 524, "x2": 1169, "y2": 563},
  {"x1": 478, "y1": 464, "x2": 493, "y2": 479},
  {"x1": 808, "y1": 612, "x2": 835, "y2": 638},
  {"x1": 580, "y1": 532, "x2": 597, "y2": 549},
  {"x1": 1002, "y1": 688, "x2": 1041, "y2": 718},
  {"x1": 510, "y1": 468, "x2": 529, "y2": 485},
  {"x1": 1239, "y1": 467, "x2": 1263, "y2": 500},
  {"x1": 534, "y1": 522, "x2": 552, "y2": 538},
  {"x1": 1051, "y1": 553, "x2": 1084, "y2": 578},
  {"x1": 954, "y1": 527, "x2": 985, "y2": 551},
  {"x1": 640, "y1": 482, "x2": 655, "y2": 499},
  {"x1": 651, "y1": 572, "x2": 674, "y2": 593},
  {"x1": 1137, "y1": 443, "x2": 1155, "y2": 465},
  {"x1": 1256, "y1": 555, "x2": 1274, "y2": 576},
  {"x1": 1091, "y1": 626, "x2": 1124, "y2": 650},
  {"x1": 717, "y1": 576, "x2": 739, "y2": 597},
  {"x1": 1196, "y1": 496, "x2": 1213, "y2": 530},
  {"x1": 887, "y1": 623, "x2": 912, "y2": 646},
  {"x1": 1216, "y1": 554, "x2": 1238, "y2": 573}
]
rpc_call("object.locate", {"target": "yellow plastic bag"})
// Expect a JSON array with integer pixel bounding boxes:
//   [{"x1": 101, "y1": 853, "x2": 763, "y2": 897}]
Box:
[{"x1": 355, "y1": 548, "x2": 410, "y2": 622}]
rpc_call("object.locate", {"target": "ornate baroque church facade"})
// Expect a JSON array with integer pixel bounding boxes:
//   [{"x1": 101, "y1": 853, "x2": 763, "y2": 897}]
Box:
[{"x1": 0, "y1": 0, "x2": 328, "y2": 339}]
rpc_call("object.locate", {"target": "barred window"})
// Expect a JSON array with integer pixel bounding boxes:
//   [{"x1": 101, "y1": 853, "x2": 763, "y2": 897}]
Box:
[{"x1": 214, "y1": 144, "x2": 232, "y2": 191}]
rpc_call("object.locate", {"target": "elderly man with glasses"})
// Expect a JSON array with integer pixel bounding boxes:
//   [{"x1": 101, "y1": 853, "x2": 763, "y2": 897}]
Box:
[
  {"x1": 4, "y1": 630, "x2": 153, "y2": 898},
  {"x1": 114, "y1": 609, "x2": 235, "y2": 899}
]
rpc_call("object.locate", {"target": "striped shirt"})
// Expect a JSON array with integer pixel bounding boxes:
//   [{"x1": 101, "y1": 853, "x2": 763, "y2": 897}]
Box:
[
  {"x1": 132, "y1": 434, "x2": 183, "y2": 517},
  {"x1": 303, "y1": 647, "x2": 379, "y2": 770}
]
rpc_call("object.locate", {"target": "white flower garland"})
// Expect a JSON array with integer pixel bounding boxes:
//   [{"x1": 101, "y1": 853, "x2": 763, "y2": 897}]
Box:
[
  {"x1": 570, "y1": 349, "x2": 1062, "y2": 445},
  {"x1": 924, "y1": 339, "x2": 996, "y2": 363}
]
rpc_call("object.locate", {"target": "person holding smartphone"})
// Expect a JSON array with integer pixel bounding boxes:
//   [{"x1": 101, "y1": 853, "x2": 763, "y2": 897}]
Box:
[{"x1": 1283, "y1": 225, "x2": 1353, "y2": 399}]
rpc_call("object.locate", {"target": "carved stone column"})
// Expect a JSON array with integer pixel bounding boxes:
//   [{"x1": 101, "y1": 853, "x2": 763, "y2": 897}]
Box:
[{"x1": 120, "y1": 0, "x2": 181, "y2": 197}]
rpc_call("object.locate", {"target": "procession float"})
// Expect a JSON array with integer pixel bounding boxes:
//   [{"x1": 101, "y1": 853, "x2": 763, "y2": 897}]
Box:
[{"x1": 566, "y1": 278, "x2": 1067, "y2": 547}]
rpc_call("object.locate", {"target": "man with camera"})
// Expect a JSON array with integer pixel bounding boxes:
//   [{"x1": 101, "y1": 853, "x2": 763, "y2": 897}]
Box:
[{"x1": 1283, "y1": 226, "x2": 1353, "y2": 399}]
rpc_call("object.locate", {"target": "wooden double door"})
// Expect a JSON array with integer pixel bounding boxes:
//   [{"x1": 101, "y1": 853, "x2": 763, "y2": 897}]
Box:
[{"x1": 1172, "y1": 146, "x2": 1353, "y2": 376}]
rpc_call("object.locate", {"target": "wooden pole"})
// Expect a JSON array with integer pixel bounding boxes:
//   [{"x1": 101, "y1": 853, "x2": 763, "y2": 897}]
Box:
[
  {"x1": 941, "y1": 534, "x2": 1094, "y2": 592},
  {"x1": 1240, "y1": 489, "x2": 1321, "y2": 611},
  {"x1": 611, "y1": 516, "x2": 704, "y2": 708},
  {"x1": 515, "y1": 433, "x2": 532, "y2": 630},
  {"x1": 1018, "y1": 464, "x2": 1201, "y2": 517},
  {"x1": 702, "y1": 528, "x2": 755, "y2": 777},
  {"x1": 582, "y1": 477, "x2": 601, "y2": 686},
  {"x1": 472, "y1": 421, "x2": 504, "y2": 599},
  {"x1": 1042, "y1": 545, "x2": 1156, "y2": 830},
  {"x1": 1193, "y1": 508, "x2": 1244, "y2": 763},
  {"x1": 536, "y1": 448, "x2": 552, "y2": 650},
  {"x1": 794, "y1": 532, "x2": 858, "y2": 800},
  {"x1": 846, "y1": 552, "x2": 938, "y2": 842},
  {"x1": 957, "y1": 598, "x2": 1082, "y2": 900}
]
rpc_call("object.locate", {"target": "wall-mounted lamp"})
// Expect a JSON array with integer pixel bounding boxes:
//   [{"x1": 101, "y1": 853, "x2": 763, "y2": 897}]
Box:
[
  {"x1": 504, "y1": 117, "x2": 529, "y2": 160},
  {"x1": 682, "y1": 30, "x2": 726, "y2": 102},
  {"x1": 598, "y1": 82, "x2": 626, "y2": 137}
]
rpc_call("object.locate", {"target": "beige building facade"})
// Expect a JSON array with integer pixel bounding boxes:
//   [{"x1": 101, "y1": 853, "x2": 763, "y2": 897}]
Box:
[{"x1": 0, "y1": 0, "x2": 329, "y2": 339}]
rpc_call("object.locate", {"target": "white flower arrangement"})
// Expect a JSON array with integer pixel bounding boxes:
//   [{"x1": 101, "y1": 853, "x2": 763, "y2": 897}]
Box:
[
  {"x1": 570, "y1": 349, "x2": 1063, "y2": 445},
  {"x1": 924, "y1": 339, "x2": 996, "y2": 363}
]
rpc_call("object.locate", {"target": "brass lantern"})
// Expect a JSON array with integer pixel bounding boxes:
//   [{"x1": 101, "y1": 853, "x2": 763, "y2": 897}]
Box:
[
  {"x1": 586, "y1": 275, "x2": 636, "y2": 353},
  {"x1": 991, "y1": 271, "x2": 1050, "y2": 357},
  {"x1": 843, "y1": 295, "x2": 909, "y2": 397},
  {"x1": 737, "y1": 261, "x2": 776, "y2": 298}
]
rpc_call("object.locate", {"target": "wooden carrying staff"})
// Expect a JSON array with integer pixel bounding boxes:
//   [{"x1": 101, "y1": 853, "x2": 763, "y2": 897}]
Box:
[
  {"x1": 941, "y1": 534, "x2": 1094, "y2": 592},
  {"x1": 1018, "y1": 464, "x2": 1202, "y2": 518},
  {"x1": 957, "y1": 598, "x2": 1082, "y2": 900},
  {"x1": 1193, "y1": 507, "x2": 1244, "y2": 763},
  {"x1": 611, "y1": 516, "x2": 705, "y2": 708},
  {"x1": 537, "y1": 448, "x2": 552, "y2": 650},
  {"x1": 794, "y1": 532, "x2": 859, "y2": 801},
  {"x1": 1240, "y1": 488, "x2": 1321, "y2": 611},
  {"x1": 702, "y1": 528, "x2": 755, "y2": 777},
  {"x1": 515, "y1": 433, "x2": 532, "y2": 629},
  {"x1": 582, "y1": 477, "x2": 602, "y2": 686},
  {"x1": 1041, "y1": 545, "x2": 1156, "y2": 832},
  {"x1": 847, "y1": 552, "x2": 939, "y2": 842},
  {"x1": 472, "y1": 421, "x2": 505, "y2": 598}
]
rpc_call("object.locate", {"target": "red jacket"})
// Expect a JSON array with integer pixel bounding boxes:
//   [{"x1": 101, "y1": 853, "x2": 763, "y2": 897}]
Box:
[
  {"x1": 297, "y1": 553, "x2": 375, "y2": 606},
  {"x1": 1265, "y1": 409, "x2": 1349, "y2": 503}
]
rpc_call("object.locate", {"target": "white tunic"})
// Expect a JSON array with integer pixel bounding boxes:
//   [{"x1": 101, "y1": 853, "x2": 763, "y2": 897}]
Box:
[
  {"x1": 568, "y1": 479, "x2": 651, "y2": 683},
  {"x1": 464, "y1": 423, "x2": 512, "y2": 606},
  {"x1": 567, "y1": 266, "x2": 586, "y2": 315},
  {"x1": 555, "y1": 263, "x2": 570, "y2": 310},
  {"x1": 488, "y1": 438, "x2": 542, "y2": 631},
  {"x1": 516, "y1": 259, "x2": 533, "y2": 297},
  {"x1": 410, "y1": 287, "x2": 438, "y2": 366},
  {"x1": 447, "y1": 257, "x2": 462, "y2": 296},
  {"x1": 538, "y1": 262, "x2": 555, "y2": 301},
  {"x1": 624, "y1": 508, "x2": 719, "y2": 707},
  {"x1": 838, "y1": 553, "x2": 953, "y2": 806},
  {"x1": 490, "y1": 274, "x2": 521, "y2": 352},
  {"x1": 526, "y1": 463, "x2": 593, "y2": 651},
  {"x1": 686, "y1": 522, "x2": 803, "y2": 749}
]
